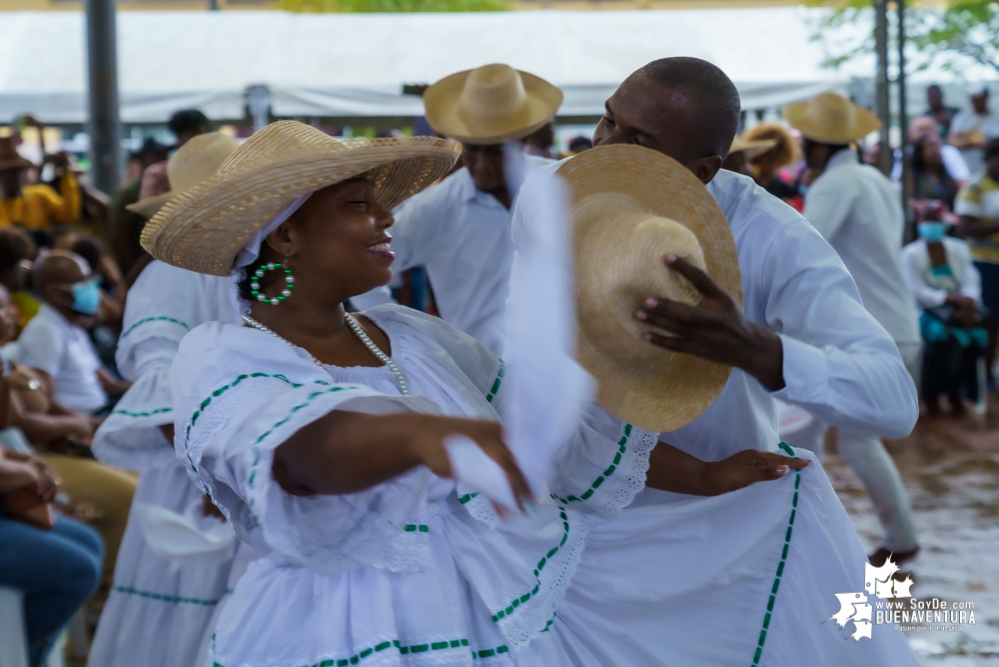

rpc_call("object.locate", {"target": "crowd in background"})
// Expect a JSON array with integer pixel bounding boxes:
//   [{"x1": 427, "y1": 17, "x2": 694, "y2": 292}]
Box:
[{"x1": 0, "y1": 81, "x2": 997, "y2": 665}]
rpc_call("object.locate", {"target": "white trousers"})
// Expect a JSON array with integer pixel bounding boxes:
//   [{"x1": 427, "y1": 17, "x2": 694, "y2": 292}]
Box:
[{"x1": 784, "y1": 342, "x2": 920, "y2": 553}]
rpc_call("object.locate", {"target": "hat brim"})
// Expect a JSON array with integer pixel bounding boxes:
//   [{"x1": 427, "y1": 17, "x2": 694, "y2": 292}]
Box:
[
  {"x1": 0, "y1": 157, "x2": 34, "y2": 170},
  {"x1": 127, "y1": 190, "x2": 175, "y2": 218},
  {"x1": 141, "y1": 136, "x2": 461, "y2": 277},
  {"x1": 557, "y1": 145, "x2": 742, "y2": 432},
  {"x1": 782, "y1": 102, "x2": 881, "y2": 144},
  {"x1": 731, "y1": 138, "x2": 777, "y2": 161},
  {"x1": 425, "y1": 70, "x2": 563, "y2": 145}
]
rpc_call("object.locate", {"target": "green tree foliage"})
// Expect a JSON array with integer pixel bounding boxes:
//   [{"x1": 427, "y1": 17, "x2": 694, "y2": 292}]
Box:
[
  {"x1": 278, "y1": 0, "x2": 508, "y2": 12},
  {"x1": 810, "y1": 0, "x2": 999, "y2": 75}
]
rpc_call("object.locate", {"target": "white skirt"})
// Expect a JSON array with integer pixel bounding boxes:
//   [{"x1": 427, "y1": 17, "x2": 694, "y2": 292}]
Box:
[{"x1": 88, "y1": 459, "x2": 236, "y2": 667}]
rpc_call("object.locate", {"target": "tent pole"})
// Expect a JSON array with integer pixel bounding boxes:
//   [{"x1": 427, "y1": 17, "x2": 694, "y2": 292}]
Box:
[
  {"x1": 874, "y1": 0, "x2": 892, "y2": 176},
  {"x1": 897, "y1": 0, "x2": 913, "y2": 239},
  {"x1": 84, "y1": 0, "x2": 121, "y2": 194}
]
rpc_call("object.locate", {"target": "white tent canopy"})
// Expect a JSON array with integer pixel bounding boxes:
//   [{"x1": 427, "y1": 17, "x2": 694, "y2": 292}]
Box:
[{"x1": 0, "y1": 7, "x2": 870, "y2": 123}]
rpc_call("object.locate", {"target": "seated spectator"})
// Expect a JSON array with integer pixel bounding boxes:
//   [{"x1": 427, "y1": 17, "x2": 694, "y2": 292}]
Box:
[
  {"x1": 908, "y1": 116, "x2": 970, "y2": 187},
  {"x1": 0, "y1": 137, "x2": 81, "y2": 245},
  {"x1": 70, "y1": 237, "x2": 125, "y2": 330},
  {"x1": 902, "y1": 213, "x2": 986, "y2": 415},
  {"x1": 743, "y1": 122, "x2": 801, "y2": 199},
  {"x1": 0, "y1": 380, "x2": 104, "y2": 667},
  {"x1": 909, "y1": 133, "x2": 961, "y2": 210},
  {"x1": 0, "y1": 227, "x2": 38, "y2": 332},
  {"x1": 14, "y1": 251, "x2": 130, "y2": 416},
  {"x1": 108, "y1": 139, "x2": 170, "y2": 279},
  {"x1": 955, "y1": 137, "x2": 999, "y2": 385}
]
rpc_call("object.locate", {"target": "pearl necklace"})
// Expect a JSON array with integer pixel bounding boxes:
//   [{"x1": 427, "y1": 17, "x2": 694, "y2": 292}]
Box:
[{"x1": 241, "y1": 313, "x2": 410, "y2": 396}]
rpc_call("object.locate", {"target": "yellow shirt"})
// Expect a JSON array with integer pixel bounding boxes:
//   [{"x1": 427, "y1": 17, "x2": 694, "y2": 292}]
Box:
[{"x1": 0, "y1": 172, "x2": 82, "y2": 231}]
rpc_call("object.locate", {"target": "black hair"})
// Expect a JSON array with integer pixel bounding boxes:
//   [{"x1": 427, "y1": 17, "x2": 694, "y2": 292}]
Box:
[
  {"x1": 70, "y1": 237, "x2": 104, "y2": 273},
  {"x1": 927, "y1": 84, "x2": 942, "y2": 93},
  {"x1": 638, "y1": 57, "x2": 742, "y2": 159},
  {"x1": 986, "y1": 137, "x2": 999, "y2": 160},
  {"x1": 0, "y1": 228, "x2": 33, "y2": 274},
  {"x1": 569, "y1": 136, "x2": 593, "y2": 153},
  {"x1": 168, "y1": 109, "x2": 210, "y2": 138}
]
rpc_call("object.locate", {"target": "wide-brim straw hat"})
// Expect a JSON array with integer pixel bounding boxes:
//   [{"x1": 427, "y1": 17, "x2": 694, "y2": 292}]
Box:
[
  {"x1": 782, "y1": 92, "x2": 881, "y2": 144},
  {"x1": 424, "y1": 64, "x2": 563, "y2": 145},
  {"x1": 141, "y1": 121, "x2": 461, "y2": 276},
  {"x1": 556, "y1": 144, "x2": 742, "y2": 432},
  {"x1": 128, "y1": 132, "x2": 240, "y2": 218},
  {"x1": 729, "y1": 136, "x2": 777, "y2": 161}
]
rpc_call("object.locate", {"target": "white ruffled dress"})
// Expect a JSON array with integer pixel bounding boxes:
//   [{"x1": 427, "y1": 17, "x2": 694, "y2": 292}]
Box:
[
  {"x1": 89, "y1": 260, "x2": 250, "y2": 667},
  {"x1": 171, "y1": 304, "x2": 655, "y2": 667}
]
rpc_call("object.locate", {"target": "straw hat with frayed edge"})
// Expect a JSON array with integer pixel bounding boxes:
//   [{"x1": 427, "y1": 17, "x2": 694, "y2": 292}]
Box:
[
  {"x1": 557, "y1": 144, "x2": 742, "y2": 432},
  {"x1": 424, "y1": 64, "x2": 563, "y2": 145},
  {"x1": 729, "y1": 136, "x2": 777, "y2": 161},
  {"x1": 782, "y1": 92, "x2": 881, "y2": 144},
  {"x1": 128, "y1": 132, "x2": 240, "y2": 218},
  {"x1": 141, "y1": 121, "x2": 461, "y2": 277}
]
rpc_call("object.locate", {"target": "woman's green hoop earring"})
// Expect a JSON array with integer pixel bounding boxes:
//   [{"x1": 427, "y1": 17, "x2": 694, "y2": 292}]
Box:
[{"x1": 250, "y1": 262, "x2": 295, "y2": 305}]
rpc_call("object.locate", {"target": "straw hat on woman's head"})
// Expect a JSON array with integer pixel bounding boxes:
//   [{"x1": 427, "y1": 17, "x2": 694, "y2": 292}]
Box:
[
  {"x1": 141, "y1": 121, "x2": 461, "y2": 276},
  {"x1": 782, "y1": 92, "x2": 881, "y2": 144},
  {"x1": 423, "y1": 64, "x2": 563, "y2": 145},
  {"x1": 729, "y1": 136, "x2": 776, "y2": 161},
  {"x1": 0, "y1": 137, "x2": 34, "y2": 171},
  {"x1": 742, "y1": 122, "x2": 800, "y2": 173},
  {"x1": 557, "y1": 144, "x2": 742, "y2": 432},
  {"x1": 128, "y1": 132, "x2": 240, "y2": 218}
]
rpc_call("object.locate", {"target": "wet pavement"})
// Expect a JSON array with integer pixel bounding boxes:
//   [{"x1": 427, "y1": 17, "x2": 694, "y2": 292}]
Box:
[{"x1": 826, "y1": 402, "x2": 999, "y2": 665}]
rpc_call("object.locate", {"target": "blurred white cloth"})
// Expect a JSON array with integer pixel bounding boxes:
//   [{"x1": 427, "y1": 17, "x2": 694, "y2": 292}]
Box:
[{"x1": 133, "y1": 503, "x2": 236, "y2": 565}]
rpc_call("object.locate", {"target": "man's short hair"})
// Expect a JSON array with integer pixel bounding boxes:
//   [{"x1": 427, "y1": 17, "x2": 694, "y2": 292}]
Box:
[
  {"x1": 168, "y1": 109, "x2": 210, "y2": 137},
  {"x1": 639, "y1": 57, "x2": 742, "y2": 159},
  {"x1": 0, "y1": 228, "x2": 33, "y2": 274}
]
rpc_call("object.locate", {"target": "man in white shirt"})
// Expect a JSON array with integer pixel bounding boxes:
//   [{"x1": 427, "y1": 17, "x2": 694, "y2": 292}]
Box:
[
  {"x1": 389, "y1": 64, "x2": 562, "y2": 354},
  {"x1": 781, "y1": 92, "x2": 920, "y2": 563},
  {"x1": 949, "y1": 86, "x2": 999, "y2": 175},
  {"x1": 540, "y1": 58, "x2": 917, "y2": 561},
  {"x1": 16, "y1": 250, "x2": 130, "y2": 414}
]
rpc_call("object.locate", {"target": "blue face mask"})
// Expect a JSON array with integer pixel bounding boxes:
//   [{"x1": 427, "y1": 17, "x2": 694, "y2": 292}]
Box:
[
  {"x1": 918, "y1": 222, "x2": 947, "y2": 242},
  {"x1": 69, "y1": 278, "x2": 101, "y2": 315}
]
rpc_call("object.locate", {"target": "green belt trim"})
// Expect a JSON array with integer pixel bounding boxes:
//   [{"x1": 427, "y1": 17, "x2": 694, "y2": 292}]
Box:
[
  {"x1": 113, "y1": 585, "x2": 221, "y2": 606},
  {"x1": 111, "y1": 406, "x2": 173, "y2": 418},
  {"x1": 550, "y1": 423, "x2": 633, "y2": 504},
  {"x1": 121, "y1": 316, "x2": 189, "y2": 338},
  {"x1": 402, "y1": 524, "x2": 428, "y2": 533},
  {"x1": 491, "y1": 507, "x2": 571, "y2": 623},
  {"x1": 458, "y1": 492, "x2": 478, "y2": 504},
  {"x1": 471, "y1": 644, "x2": 509, "y2": 659},
  {"x1": 213, "y1": 638, "x2": 471, "y2": 667},
  {"x1": 485, "y1": 359, "x2": 505, "y2": 403},
  {"x1": 752, "y1": 442, "x2": 800, "y2": 667}
]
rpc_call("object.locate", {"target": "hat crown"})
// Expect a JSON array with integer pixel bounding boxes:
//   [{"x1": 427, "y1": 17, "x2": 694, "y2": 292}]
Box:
[
  {"x1": 166, "y1": 132, "x2": 240, "y2": 193},
  {"x1": 459, "y1": 64, "x2": 528, "y2": 121},
  {"x1": 218, "y1": 121, "x2": 345, "y2": 177},
  {"x1": 806, "y1": 93, "x2": 856, "y2": 130}
]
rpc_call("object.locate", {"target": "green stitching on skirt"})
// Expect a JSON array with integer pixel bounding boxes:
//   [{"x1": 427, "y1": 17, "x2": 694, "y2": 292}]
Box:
[
  {"x1": 752, "y1": 443, "x2": 800, "y2": 666},
  {"x1": 212, "y1": 637, "x2": 470, "y2": 667},
  {"x1": 485, "y1": 359, "x2": 505, "y2": 403},
  {"x1": 111, "y1": 407, "x2": 173, "y2": 418},
  {"x1": 121, "y1": 316, "x2": 189, "y2": 338},
  {"x1": 113, "y1": 585, "x2": 221, "y2": 606},
  {"x1": 402, "y1": 524, "x2": 429, "y2": 533}
]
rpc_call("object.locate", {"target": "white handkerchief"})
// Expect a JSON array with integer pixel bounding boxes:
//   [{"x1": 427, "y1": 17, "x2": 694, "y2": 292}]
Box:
[
  {"x1": 133, "y1": 503, "x2": 236, "y2": 565},
  {"x1": 445, "y1": 435, "x2": 518, "y2": 514}
]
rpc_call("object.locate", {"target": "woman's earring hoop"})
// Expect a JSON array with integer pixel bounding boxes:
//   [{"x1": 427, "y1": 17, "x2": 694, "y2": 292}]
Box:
[{"x1": 250, "y1": 262, "x2": 295, "y2": 305}]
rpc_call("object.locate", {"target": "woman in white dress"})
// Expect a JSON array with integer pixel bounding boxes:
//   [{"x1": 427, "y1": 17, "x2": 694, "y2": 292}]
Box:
[
  {"x1": 88, "y1": 133, "x2": 253, "y2": 667},
  {"x1": 143, "y1": 121, "x2": 806, "y2": 667}
]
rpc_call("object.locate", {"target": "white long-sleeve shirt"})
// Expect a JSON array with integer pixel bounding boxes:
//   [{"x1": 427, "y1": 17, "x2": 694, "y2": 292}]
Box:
[
  {"x1": 512, "y1": 165, "x2": 918, "y2": 464},
  {"x1": 900, "y1": 237, "x2": 981, "y2": 310},
  {"x1": 389, "y1": 156, "x2": 550, "y2": 355},
  {"x1": 804, "y1": 149, "x2": 921, "y2": 346}
]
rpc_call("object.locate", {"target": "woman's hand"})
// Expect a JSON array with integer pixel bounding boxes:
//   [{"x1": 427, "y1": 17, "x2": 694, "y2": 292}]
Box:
[
  {"x1": 407, "y1": 416, "x2": 532, "y2": 510},
  {"x1": 28, "y1": 458, "x2": 59, "y2": 502},
  {"x1": 701, "y1": 450, "x2": 810, "y2": 496}
]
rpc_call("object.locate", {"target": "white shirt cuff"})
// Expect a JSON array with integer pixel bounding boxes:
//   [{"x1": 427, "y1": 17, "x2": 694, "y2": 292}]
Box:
[{"x1": 768, "y1": 334, "x2": 830, "y2": 406}]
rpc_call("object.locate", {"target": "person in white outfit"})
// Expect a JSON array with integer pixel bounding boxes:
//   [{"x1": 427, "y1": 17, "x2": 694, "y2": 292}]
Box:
[
  {"x1": 509, "y1": 58, "x2": 921, "y2": 665},
  {"x1": 88, "y1": 133, "x2": 254, "y2": 667},
  {"x1": 784, "y1": 92, "x2": 921, "y2": 565},
  {"x1": 388, "y1": 65, "x2": 561, "y2": 355}
]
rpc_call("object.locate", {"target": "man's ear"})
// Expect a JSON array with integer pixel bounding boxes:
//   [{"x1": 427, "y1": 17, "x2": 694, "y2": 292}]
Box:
[{"x1": 690, "y1": 155, "x2": 723, "y2": 186}]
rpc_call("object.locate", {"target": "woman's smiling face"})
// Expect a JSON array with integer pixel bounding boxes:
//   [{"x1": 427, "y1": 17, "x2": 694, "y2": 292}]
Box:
[{"x1": 265, "y1": 176, "x2": 396, "y2": 304}]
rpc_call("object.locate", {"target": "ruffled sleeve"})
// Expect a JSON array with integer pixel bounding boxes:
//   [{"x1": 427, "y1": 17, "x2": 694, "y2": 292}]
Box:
[
  {"x1": 547, "y1": 404, "x2": 658, "y2": 516},
  {"x1": 172, "y1": 322, "x2": 444, "y2": 577}
]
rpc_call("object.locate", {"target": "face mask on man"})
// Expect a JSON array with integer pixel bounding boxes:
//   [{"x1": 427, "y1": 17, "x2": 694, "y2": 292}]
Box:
[
  {"x1": 917, "y1": 221, "x2": 947, "y2": 242},
  {"x1": 62, "y1": 278, "x2": 101, "y2": 315}
]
